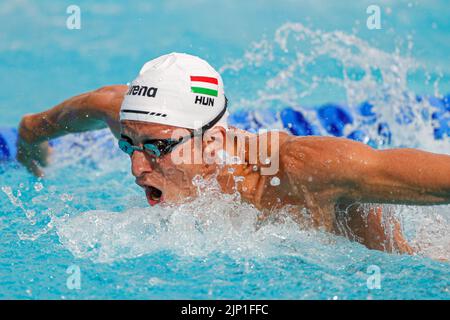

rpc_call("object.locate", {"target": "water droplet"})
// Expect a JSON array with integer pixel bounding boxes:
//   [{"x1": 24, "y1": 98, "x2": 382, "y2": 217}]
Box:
[
  {"x1": 25, "y1": 210, "x2": 35, "y2": 219},
  {"x1": 34, "y1": 182, "x2": 43, "y2": 192},
  {"x1": 60, "y1": 194, "x2": 73, "y2": 202},
  {"x1": 270, "y1": 177, "x2": 281, "y2": 186},
  {"x1": 231, "y1": 156, "x2": 242, "y2": 165}
]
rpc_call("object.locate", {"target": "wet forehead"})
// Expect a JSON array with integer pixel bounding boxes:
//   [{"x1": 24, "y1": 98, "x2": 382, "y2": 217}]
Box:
[
  {"x1": 120, "y1": 120, "x2": 189, "y2": 141},
  {"x1": 120, "y1": 121, "x2": 190, "y2": 141}
]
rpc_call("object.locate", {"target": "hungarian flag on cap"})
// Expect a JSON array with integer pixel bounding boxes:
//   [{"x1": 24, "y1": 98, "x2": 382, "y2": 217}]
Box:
[{"x1": 190, "y1": 76, "x2": 218, "y2": 97}]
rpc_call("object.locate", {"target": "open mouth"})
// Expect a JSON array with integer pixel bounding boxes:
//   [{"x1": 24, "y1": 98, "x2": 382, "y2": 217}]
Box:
[{"x1": 145, "y1": 186, "x2": 164, "y2": 206}]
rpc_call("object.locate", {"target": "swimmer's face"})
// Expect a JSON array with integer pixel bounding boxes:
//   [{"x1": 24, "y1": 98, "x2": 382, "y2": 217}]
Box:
[{"x1": 120, "y1": 120, "x2": 220, "y2": 206}]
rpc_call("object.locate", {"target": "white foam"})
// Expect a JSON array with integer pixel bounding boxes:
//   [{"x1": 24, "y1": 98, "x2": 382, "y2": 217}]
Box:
[{"x1": 222, "y1": 22, "x2": 449, "y2": 153}]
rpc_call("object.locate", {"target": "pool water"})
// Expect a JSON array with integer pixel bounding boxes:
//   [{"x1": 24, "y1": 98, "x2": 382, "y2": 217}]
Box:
[{"x1": 1, "y1": 0, "x2": 449, "y2": 299}]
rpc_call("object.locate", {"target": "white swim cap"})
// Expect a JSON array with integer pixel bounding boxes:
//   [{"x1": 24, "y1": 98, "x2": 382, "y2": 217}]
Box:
[{"x1": 120, "y1": 52, "x2": 228, "y2": 131}]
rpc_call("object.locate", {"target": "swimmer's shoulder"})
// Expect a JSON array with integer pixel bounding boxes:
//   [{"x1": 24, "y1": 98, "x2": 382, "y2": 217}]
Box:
[
  {"x1": 86, "y1": 85, "x2": 129, "y2": 138},
  {"x1": 278, "y1": 135, "x2": 341, "y2": 170},
  {"x1": 280, "y1": 135, "x2": 358, "y2": 154},
  {"x1": 90, "y1": 85, "x2": 129, "y2": 109},
  {"x1": 279, "y1": 135, "x2": 373, "y2": 176}
]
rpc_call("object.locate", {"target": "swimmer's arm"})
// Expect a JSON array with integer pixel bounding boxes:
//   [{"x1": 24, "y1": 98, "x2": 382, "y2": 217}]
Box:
[
  {"x1": 282, "y1": 136, "x2": 450, "y2": 205},
  {"x1": 355, "y1": 146, "x2": 450, "y2": 205},
  {"x1": 17, "y1": 85, "x2": 127, "y2": 176},
  {"x1": 19, "y1": 85, "x2": 127, "y2": 142}
]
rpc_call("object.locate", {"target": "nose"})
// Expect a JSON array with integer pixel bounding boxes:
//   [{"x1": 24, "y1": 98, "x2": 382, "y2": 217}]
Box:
[{"x1": 130, "y1": 150, "x2": 154, "y2": 178}]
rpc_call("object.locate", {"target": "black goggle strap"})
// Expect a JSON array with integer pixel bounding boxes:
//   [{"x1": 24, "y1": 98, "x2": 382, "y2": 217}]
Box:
[
  {"x1": 159, "y1": 138, "x2": 184, "y2": 154},
  {"x1": 191, "y1": 98, "x2": 228, "y2": 138},
  {"x1": 143, "y1": 138, "x2": 182, "y2": 156}
]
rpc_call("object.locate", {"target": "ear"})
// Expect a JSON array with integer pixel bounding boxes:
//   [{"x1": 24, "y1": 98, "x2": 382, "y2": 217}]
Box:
[
  {"x1": 203, "y1": 126, "x2": 226, "y2": 144},
  {"x1": 200, "y1": 126, "x2": 225, "y2": 166},
  {"x1": 201, "y1": 126, "x2": 226, "y2": 163}
]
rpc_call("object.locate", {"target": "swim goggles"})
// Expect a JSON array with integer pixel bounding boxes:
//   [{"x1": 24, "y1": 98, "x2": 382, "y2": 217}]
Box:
[
  {"x1": 118, "y1": 136, "x2": 187, "y2": 158},
  {"x1": 118, "y1": 98, "x2": 228, "y2": 158}
]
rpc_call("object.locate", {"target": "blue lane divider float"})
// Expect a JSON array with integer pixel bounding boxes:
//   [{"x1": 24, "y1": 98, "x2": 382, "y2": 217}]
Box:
[
  {"x1": 2, "y1": 95, "x2": 449, "y2": 161},
  {"x1": 317, "y1": 103, "x2": 353, "y2": 137},
  {"x1": 429, "y1": 95, "x2": 450, "y2": 140},
  {"x1": 280, "y1": 107, "x2": 318, "y2": 136},
  {"x1": 0, "y1": 127, "x2": 18, "y2": 161}
]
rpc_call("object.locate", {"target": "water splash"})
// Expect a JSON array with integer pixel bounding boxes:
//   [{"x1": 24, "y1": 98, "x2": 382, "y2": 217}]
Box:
[
  {"x1": 48, "y1": 177, "x2": 449, "y2": 263},
  {"x1": 2, "y1": 185, "x2": 37, "y2": 223},
  {"x1": 401, "y1": 205, "x2": 450, "y2": 261},
  {"x1": 53, "y1": 179, "x2": 340, "y2": 264},
  {"x1": 222, "y1": 22, "x2": 449, "y2": 153}
]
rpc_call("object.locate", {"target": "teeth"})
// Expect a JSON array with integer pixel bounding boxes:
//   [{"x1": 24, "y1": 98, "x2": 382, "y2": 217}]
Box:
[
  {"x1": 147, "y1": 186, "x2": 162, "y2": 202},
  {"x1": 151, "y1": 193, "x2": 160, "y2": 201}
]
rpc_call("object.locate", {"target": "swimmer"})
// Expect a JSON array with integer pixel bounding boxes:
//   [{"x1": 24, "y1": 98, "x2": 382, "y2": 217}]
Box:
[{"x1": 16, "y1": 53, "x2": 450, "y2": 254}]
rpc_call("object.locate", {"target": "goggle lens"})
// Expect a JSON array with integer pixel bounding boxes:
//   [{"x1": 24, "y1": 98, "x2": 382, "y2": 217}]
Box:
[
  {"x1": 143, "y1": 143, "x2": 161, "y2": 157},
  {"x1": 118, "y1": 139, "x2": 135, "y2": 155},
  {"x1": 118, "y1": 138, "x2": 183, "y2": 158}
]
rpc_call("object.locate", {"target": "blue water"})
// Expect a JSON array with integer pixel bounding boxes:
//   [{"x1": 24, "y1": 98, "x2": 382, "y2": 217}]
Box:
[{"x1": 1, "y1": 0, "x2": 450, "y2": 299}]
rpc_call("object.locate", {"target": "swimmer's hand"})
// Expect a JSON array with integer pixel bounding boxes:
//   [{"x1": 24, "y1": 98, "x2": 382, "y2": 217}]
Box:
[{"x1": 17, "y1": 115, "x2": 51, "y2": 177}]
